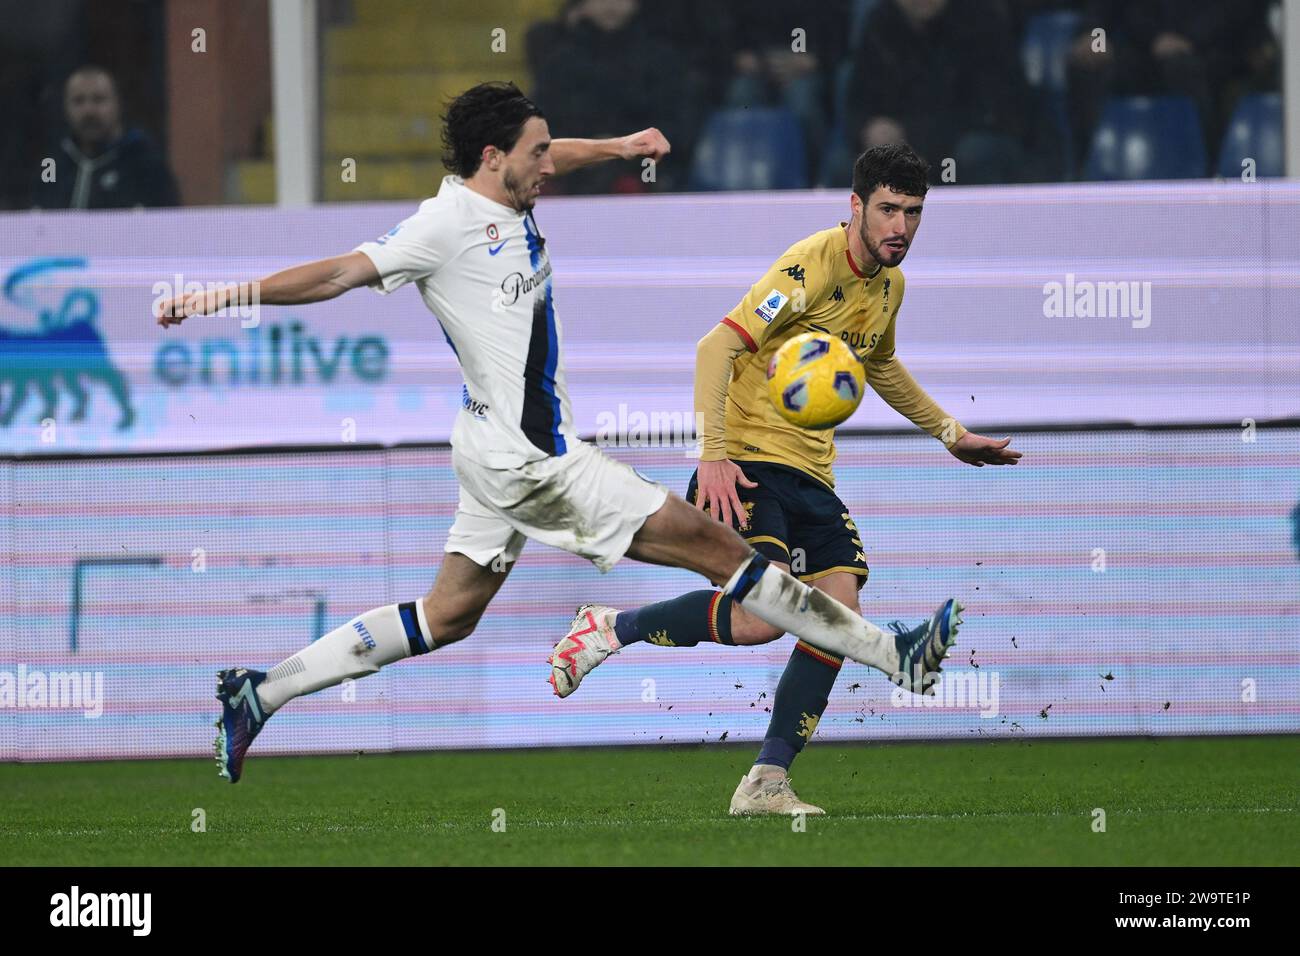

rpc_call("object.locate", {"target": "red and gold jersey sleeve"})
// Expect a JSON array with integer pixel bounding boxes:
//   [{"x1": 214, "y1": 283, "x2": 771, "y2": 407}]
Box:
[{"x1": 723, "y1": 249, "x2": 829, "y2": 354}]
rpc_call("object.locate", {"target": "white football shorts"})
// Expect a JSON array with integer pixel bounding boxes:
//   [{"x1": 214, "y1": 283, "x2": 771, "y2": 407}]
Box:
[{"x1": 445, "y1": 440, "x2": 669, "y2": 572}]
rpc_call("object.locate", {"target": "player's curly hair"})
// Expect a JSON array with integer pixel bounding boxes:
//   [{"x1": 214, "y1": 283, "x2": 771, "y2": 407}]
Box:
[
  {"x1": 852, "y1": 144, "x2": 930, "y2": 202},
  {"x1": 440, "y1": 81, "x2": 545, "y2": 178}
]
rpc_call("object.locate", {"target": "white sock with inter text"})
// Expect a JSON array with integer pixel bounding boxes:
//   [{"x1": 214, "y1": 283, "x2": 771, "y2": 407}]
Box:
[{"x1": 256, "y1": 600, "x2": 433, "y2": 714}]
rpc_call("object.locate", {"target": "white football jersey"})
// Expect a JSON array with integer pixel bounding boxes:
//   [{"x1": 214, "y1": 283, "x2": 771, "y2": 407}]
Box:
[{"x1": 355, "y1": 175, "x2": 577, "y2": 467}]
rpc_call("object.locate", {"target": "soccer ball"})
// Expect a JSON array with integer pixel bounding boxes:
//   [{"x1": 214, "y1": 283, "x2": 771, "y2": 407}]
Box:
[{"x1": 766, "y1": 332, "x2": 866, "y2": 429}]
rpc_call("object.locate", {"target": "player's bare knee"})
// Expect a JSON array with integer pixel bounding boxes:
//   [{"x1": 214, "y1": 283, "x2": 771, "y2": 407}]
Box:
[
  {"x1": 419, "y1": 593, "x2": 437, "y2": 630},
  {"x1": 420, "y1": 593, "x2": 480, "y2": 647},
  {"x1": 427, "y1": 614, "x2": 477, "y2": 647},
  {"x1": 730, "y1": 607, "x2": 784, "y2": 645},
  {"x1": 695, "y1": 519, "x2": 753, "y2": 585}
]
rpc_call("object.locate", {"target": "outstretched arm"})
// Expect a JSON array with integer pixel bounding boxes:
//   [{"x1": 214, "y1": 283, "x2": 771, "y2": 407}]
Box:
[
  {"x1": 155, "y1": 251, "x2": 379, "y2": 326},
  {"x1": 550, "y1": 128, "x2": 671, "y2": 176},
  {"x1": 866, "y1": 323, "x2": 1021, "y2": 466},
  {"x1": 865, "y1": 349, "x2": 964, "y2": 446}
]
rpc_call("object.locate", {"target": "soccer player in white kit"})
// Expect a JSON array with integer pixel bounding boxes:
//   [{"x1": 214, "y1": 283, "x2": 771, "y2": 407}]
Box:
[{"x1": 155, "y1": 83, "x2": 961, "y2": 784}]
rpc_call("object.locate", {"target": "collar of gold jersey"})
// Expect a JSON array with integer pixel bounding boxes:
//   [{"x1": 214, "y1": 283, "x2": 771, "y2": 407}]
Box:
[{"x1": 838, "y1": 220, "x2": 884, "y2": 282}]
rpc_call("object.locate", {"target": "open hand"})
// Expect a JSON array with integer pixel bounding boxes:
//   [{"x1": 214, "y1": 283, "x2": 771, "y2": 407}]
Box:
[
  {"x1": 694, "y1": 458, "x2": 757, "y2": 529},
  {"x1": 949, "y1": 432, "x2": 1022, "y2": 467}
]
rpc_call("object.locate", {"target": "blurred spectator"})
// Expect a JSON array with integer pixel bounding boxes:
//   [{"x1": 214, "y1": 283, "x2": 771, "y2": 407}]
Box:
[
  {"x1": 636, "y1": 0, "x2": 737, "y2": 109},
  {"x1": 0, "y1": 0, "x2": 82, "y2": 210},
  {"x1": 33, "y1": 64, "x2": 179, "y2": 209},
  {"x1": 527, "y1": 0, "x2": 701, "y2": 194},
  {"x1": 845, "y1": 0, "x2": 1030, "y2": 185},
  {"x1": 718, "y1": 0, "x2": 853, "y2": 174},
  {"x1": 1066, "y1": 0, "x2": 1280, "y2": 169}
]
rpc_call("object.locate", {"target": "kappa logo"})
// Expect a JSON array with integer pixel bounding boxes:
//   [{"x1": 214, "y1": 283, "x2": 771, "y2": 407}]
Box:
[
  {"x1": 780, "y1": 264, "x2": 806, "y2": 286},
  {"x1": 830, "y1": 285, "x2": 844, "y2": 301}
]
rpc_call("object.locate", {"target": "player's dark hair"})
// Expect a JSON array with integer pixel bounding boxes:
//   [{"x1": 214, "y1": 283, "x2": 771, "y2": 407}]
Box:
[
  {"x1": 852, "y1": 144, "x2": 929, "y2": 202},
  {"x1": 441, "y1": 81, "x2": 545, "y2": 178}
]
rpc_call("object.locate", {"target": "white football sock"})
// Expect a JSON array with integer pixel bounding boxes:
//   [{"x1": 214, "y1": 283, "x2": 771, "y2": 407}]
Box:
[
  {"x1": 748, "y1": 763, "x2": 785, "y2": 783},
  {"x1": 723, "y1": 558, "x2": 898, "y2": 674},
  {"x1": 256, "y1": 601, "x2": 433, "y2": 714}
]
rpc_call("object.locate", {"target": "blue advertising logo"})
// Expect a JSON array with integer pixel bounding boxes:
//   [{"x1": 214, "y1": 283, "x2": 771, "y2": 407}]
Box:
[{"x1": 1, "y1": 257, "x2": 134, "y2": 430}]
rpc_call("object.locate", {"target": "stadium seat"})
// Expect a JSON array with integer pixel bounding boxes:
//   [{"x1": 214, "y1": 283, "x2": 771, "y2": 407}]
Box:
[
  {"x1": 1021, "y1": 10, "x2": 1081, "y2": 179},
  {"x1": 1218, "y1": 93, "x2": 1283, "y2": 179},
  {"x1": 326, "y1": 24, "x2": 522, "y2": 71},
  {"x1": 690, "y1": 109, "x2": 809, "y2": 191},
  {"x1": 324, "y1": 112, "x2": 442, "y2": 158},
  {"x1": 1021, "y1": 10, "x2": 1081, "y2": 93},
  {"x1": 845, "y1": 0, "x2": 879, "y2": 53},
  {"x1": 307, "y1": 0, "x2": 557, "y2": 201},
  {"x1": 1084, "y1": 96, "x2": 1207, "y2": 181},
  {"x1": 817, "y1": 59, "x2": 856, "y2": 187},
  {"x1": 352, "y1": 0, "x2": 557, "y2": 27},
  {"x1": 229, "y1": 159, "x2": 274, "y2": 204},
  {"x1": 323, "y1": 70, "x2": 489, "y2": 114},
  {"x1": 819, "y1": 123, "x2": 853, "y2": 188}
]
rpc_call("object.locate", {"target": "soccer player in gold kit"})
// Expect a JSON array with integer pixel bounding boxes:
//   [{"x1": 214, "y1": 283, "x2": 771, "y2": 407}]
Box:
[{"x1": 550, "y1": 144, "x2": 1021, "y2": 814}]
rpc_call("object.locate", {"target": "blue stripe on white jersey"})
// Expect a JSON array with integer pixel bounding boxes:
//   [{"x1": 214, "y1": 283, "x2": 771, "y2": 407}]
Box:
[
  {"x1": 519, "y1": 212, "x2": 566, "y2": 456},
  {"x1": 353, "y1": 177, "x2": 576, "y2": 468}
]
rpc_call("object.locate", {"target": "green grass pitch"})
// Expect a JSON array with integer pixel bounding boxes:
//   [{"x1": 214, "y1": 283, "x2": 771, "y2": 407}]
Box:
[{"x1": 2, "y1": 736, "x2": 1296, "y2": 866}]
